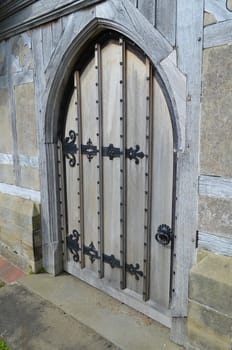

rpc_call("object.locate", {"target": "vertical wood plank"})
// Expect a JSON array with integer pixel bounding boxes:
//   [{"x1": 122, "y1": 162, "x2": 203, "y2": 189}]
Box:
[
  {"x1": 129, "y1": 0, "x2": 138, "y2": 7},
  {"x1": 143, "y1": 59, "x2": 153, "y2": 301},
  {"x1": 95, "y1": 44, "x2": 104, "y2": 278},
  {"x1": 33, "y1": 28, "x2": 64, "y2": 274},
  {"x1": 119, "y1": 38, "x2": 127, "y2": 289},
  {"x1": 150, "y1": 76, "x2": 173, "y2": 309},
  {"x1": 172, "y1": 0, "x2": 204, "y2": 344},
  {"x1": 6, "y1": 39, "x2": 20, "y2": 185},
  {"x1": 156, "y1": 0, "x2": 176, "y2": 46},
  {"x1": 64, "y1": 90, "x2": 80, "y2": 265},
  {"x1": 74, "y1": 75, "x2": 85, "y2": 268},
  {"x1": 42, "y1": 24, "x2": 53, "y2": 70},
  {"x1": 138, "y1": 0, "x2": 156, "y2": 26},
  {"x1": 101, "y1": 41, "x2": 121, "y2": 288},
  {"x1": 52, "y1": 18, "x2": 63, "y2": 48},
  {"x1": 57, "y1": 140, "x2": 67, "y2": 261},
  {"x1": 80, "y1": 57, "x2": 99, "y2": 274},
  {"x1": 126, "y1": 48, "x2": 147, "y2": 296}
]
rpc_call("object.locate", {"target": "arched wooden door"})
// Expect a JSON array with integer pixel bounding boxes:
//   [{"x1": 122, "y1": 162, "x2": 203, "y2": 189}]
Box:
[{"x1": 59, "y1": 35, "x2": 174, "y2": 326}]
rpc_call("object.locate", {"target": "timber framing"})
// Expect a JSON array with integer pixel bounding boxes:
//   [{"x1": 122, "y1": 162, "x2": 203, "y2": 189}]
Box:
[
  {"x1": 204, "y1": 20, "x2": 232, "y2": 48},
  {"x1": 0, "y1": 0, "x2": 104, "y2": 42},
  {"x1": 0, "y1": 0, "x2": 37, "y2": 22},
  {"x1": 0, "y1": 0, "x2": 207, "y2": 345}
]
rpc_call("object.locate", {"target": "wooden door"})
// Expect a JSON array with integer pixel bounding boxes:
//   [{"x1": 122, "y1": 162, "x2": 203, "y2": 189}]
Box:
[{"x1": 61, "y1": 36, "x2": 174, "y2": 327}]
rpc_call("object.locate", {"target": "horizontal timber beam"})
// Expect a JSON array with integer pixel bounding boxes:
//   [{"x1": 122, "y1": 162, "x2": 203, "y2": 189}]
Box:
[
  {"x1": 204, "y1": 19, "x2": 232, "y2": 48},
  {"x1": 0, "y1": 0, "x2": 104, "y2": 42},
  {"x1": 198, "y1": 231, "x2": 232, "y2": 257},
  {"x1": 199, "y1": 175, "x2": 232, "y2": 199},
  {"x1": 0, "y1": 183, "x2": 41, "y2": 202}
]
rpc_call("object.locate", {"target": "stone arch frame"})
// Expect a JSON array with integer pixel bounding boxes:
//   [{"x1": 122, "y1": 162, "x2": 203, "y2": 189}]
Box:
[{"x1": 38, "y1": 0, "x2": 191, "y2": 343}]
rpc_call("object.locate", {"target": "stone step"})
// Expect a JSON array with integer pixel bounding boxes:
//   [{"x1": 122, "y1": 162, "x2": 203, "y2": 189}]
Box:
[
  {"x1": 189, "y1": 252, "x2": 232, "y2": 317},
  {"x1": 188, "y1": 252, "x2": 232, "y2": 350},
  {"x1": 188, "y1": 300, "x2": 232, "y2": 350}
]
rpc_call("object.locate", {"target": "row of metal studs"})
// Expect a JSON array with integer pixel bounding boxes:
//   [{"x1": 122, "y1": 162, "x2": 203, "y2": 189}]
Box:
[
  {"x1": 95, "y1": 44, "x2": 104, "y2": 278},
  {"x1": 74, "y1": 71, "x2": 85, "y2": 268},
  {"x1": 119, "y1": 38, "x2": 127, "y2": 289},
  {"x1": 143, "y1": 59, "x2": 153, "y2": 301},
  {"x1": 57, "y1": 140, "x2": 67, "y2": 260}
]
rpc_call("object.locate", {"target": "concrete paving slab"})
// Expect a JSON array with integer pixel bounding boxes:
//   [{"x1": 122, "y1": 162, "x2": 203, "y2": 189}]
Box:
[
  {"x1": 20, "y1": 273, "x2": 184, "y2": 350},
  {"x1": 0, "y1": 283, "x2": 120, "y2": 350}
]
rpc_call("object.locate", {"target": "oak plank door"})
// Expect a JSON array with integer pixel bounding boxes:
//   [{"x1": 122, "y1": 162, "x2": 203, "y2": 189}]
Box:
[{"x1": 61, "y1": 36, "x2": 174, "y2": 326}]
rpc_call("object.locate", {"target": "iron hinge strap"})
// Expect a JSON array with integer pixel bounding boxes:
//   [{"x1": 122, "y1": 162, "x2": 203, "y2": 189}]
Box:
[
  {"x1": 196, "y1": 230, "x2": 199, "y2": 248},
  {"x1": 63, "y1": 132, "x2": 145, "y2": 164},
  {"x1": 66, "y1": 231, "x2": 143, "y2": 280}
]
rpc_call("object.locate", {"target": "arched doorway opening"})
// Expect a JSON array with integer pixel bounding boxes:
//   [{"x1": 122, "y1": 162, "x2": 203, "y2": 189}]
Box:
[{"x1": 57, "y1": 32, "x2": 176, "y2": 326}]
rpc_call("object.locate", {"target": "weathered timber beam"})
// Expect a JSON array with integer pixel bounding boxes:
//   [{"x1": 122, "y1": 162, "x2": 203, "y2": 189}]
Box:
[{"x1": 0, "y1": 0, "x2": 104, "y2": 41}]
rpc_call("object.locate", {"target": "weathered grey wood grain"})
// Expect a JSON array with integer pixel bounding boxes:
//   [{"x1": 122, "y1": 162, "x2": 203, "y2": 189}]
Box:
[
  {"x1": 0, "y1": 0, "x2": 104, "y2": 41},
  {"x1": 80, "y1": 55, "x2": 99, "y2": 274},
  {"x1": 96, "y1": 0, "x2": 172, "y2": 64},
  {"x1": 18, "y1": 155, "x2": 39, "y2": 168},
  {"x1": 101, "y1": 43, "x2": 121, "y2": 287},
  {"x1": 37, "y1": 2, "x2": 200, "y2": 341},
  {"x1": 138, "y1": 0, "x2": 156, "y2": 26},
  {"x1": 42, "y1": 24, "x2": 53, "y2": 71},
  {"x1": 160, "y1": 51, "x2": 186, "y2": 152},
  {"x1": 0, "y1": 76, "x2": 8, "y2": 89},
  {"x1": 199, "y1": 175, "x2": 232, "y2": 199},
  {"x1": 64, "y1": 91, "x2": 80, "y2": 250},
  {"x1": 6, "y1": 39, "x2": 20, "y2": 186},
  {"x1": 204, "y1": 20, "x2": 232, "y2": 48},
  {"x1": 44, "y1": 9, "x2": 95, "y2": 143},
  {"x1": 0, "y1": 0, "x2": 37, "y2": 22},
  {"x1": 32, "y1": 28, "x2": 63, "y2": 275},
  {"x1": 0, "y1": 153, "x2": 13, "y2": 165},
  {"x1": 52, "y1": 18, "x2": 64, "y2": 47},
  {"x1": 13, "y1": 69, "x2": 34, "y2": 86},
  {"x1": 156, "y1": 0, "x2": 176, "y2": 46},
  {"x1": 126, "y1": 48, "x2": 146, "y2": 296},
  {"x1": 44, "y1": 142, "x2": 63, "y2": 273},
  {"x1": 0, "y1": 183, "x2": 40, "y2": 202},
  {"x1": 150, "y1": 75, "x2": 173, "y2": 309},
  {"x1": 32, "y1": 28, "x2": 46, "y2": 142},
  {"x1": 129, "y1": 0, "x2": 138, "y2": 6},
  {"x1": 205, "y1": 0, "x2": 232, "y2": 22},
  {"x1": 172, "y1": 0, "x2": 204, "y2": 345},
  {"x1": 44, "y1": 2, "x2": 172, "y2": 144},
  {"x1": 199, "y1": 231, "x2": 232, "y2": 257}
]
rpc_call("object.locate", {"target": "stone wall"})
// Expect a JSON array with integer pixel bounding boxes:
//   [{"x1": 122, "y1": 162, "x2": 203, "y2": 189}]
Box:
[
  {"x1": 188, "y1": 9, "x2": 232, "y2": 349},
  {"x1": 0, "y1": 1, "x2": 231, "y2": 348},
  {"x1": 0, "y1": 31, "x2": 41, "y2": 272},
  {"x1": 0, "y1": 193, "x2": 42, "y2": 272}
]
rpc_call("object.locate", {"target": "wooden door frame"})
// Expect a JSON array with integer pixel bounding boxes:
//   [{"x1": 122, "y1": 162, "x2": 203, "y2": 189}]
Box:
[{"x1": 34, "y1": 0, "x2": 202, "y2": 345}]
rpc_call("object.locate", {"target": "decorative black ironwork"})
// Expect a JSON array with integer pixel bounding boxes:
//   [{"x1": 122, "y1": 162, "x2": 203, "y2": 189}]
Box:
[
  {"x1": 81, "y1": 138, "x2": 98, "y2": 162},
  {"x1": 66, "y1": 230, "x2": 80, "y2": 262},
  {"x1": 155, "y1": 224, "x2": 173, "y2": 246},
  {"x1": 102, "y1": 144, "x2": 121, "y2": 160},
  {"x1": 104, "y1": 254, "x2": 121, "y2": 269},
  {"x1": 84, "y1": 241, "x2": 99, "y2": 263},
  {"x1": 126, "y1": 145, "x2": 144, "y2": 164},
  {"x1": 63, "y1": 130, "x2": 78, "y2": 167},
  {"x1": 126, "y1": 263, "x2": 144, "y2": 281},
  {"x1": 66, "y1": 230, "x2": 143, "y2": 280}
]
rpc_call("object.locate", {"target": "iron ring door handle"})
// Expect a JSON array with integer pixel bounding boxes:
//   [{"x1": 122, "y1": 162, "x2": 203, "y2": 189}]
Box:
[{"x1": 155, "y1": 224, "x2": 173, "y2": 246}]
